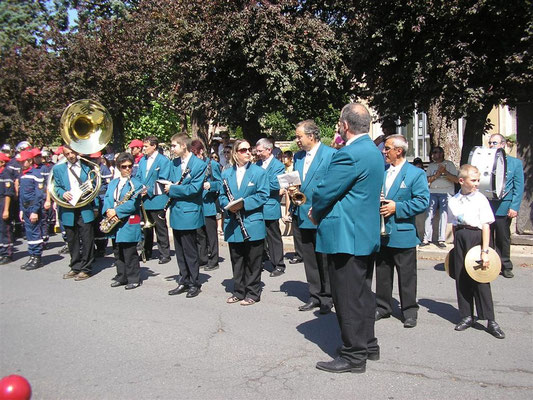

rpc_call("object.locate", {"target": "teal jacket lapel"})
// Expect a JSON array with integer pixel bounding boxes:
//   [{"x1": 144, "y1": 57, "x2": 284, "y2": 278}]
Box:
[
  {"x1": 386, "y1": 162, "x2": 409, "y2": 199},
  {"x1": 301, "y1": 144, "x2": 324, "y2": 192}
]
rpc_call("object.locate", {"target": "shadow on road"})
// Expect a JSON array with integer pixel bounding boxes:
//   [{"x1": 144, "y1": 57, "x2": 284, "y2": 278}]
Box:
[
  {"x1": 296, "y1": 314, "x2": 341, "y2": 358},
  {"x1": 279, "y1": 280, "x2": 308, "y2": 302},
  {"x1": 419, "y1": 298, "x2": 459, "y2": 324}
]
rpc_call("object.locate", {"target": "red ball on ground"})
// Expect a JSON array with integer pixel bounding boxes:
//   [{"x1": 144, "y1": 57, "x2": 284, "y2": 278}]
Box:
[{"x1": 0, "y1": 375, "x2": 32, "y2": 400}]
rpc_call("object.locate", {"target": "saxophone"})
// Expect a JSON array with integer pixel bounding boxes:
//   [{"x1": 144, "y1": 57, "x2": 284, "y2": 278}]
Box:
[{"x1": 99, "y1": 182, "x2": 145, "y2": 234}]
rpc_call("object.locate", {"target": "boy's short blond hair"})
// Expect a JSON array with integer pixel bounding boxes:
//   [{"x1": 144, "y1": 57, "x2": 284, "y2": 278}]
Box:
[{"x1": 458, "y1": 164, "x2": 479, "y2": 180}]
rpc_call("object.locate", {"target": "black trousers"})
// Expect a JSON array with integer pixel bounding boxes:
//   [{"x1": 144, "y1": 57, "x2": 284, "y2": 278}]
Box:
[
  {"x1": 93, "y1": 205, "x2": 107, "y2": 254},
  {"x1": 197, "y1": 215, "x2": 219, "y2": 268},
  {"x1": 64, "y1": 211, "x2": 94, "y2": 273},
  {"x1": 144, "y1": 209, "x2": 170, "y2": 259},
  {"x1": 112, "y1": 240, "x2": 141, "y2": 284},
  {"x1": 265, "y1": 219, "x2": 286, "y2": 271},
  {"x1": 229, "y1": 240, "x2": 264, "y2": 302},
  {"x1": 328, "y1": 253, "x2": 378, "y2": 364},
  {"x1": 299, "y1": 226, "x2": 331, "y2": 307},
  {"x1": 292, "y1": 219, "x2": 303, "y2": 259},
  {"x1": 173, "y1": 229, "x2": 200, "y2": 288},
  {"x1": 490, "y1": 215, "x2": 513, "y2": 271},
  {"x1": 453, "y1": 228, "x2": 495, "y2": 320},
  {"x1": 376, "y1": 246, "x2": 419, "y2": 319}
]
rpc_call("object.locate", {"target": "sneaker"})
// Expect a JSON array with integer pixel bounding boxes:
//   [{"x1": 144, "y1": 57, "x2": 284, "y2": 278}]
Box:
[{"x1": 58, "y1": 245, "x2": 69, "y2": 254}]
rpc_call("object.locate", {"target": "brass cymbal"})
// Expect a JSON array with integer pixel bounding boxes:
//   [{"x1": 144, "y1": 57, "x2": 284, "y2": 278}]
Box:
[
  {"x1": 444, "y1": 249, "x2": 453, "y2": 278},
  {"x1": 464, "y1": 245, "x2": 501, "y2": 283}
]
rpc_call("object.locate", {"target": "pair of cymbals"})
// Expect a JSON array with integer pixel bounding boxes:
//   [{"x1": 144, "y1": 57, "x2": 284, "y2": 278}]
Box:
[{"x1": 444, "y1": 246, "x2": 501, "y2": 283}]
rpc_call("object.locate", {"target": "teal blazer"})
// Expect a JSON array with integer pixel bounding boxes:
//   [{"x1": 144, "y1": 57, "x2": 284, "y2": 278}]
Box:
[
  {"x1": 256, "y1": 157, "x2": 285, "y2": 220},
  {"x1": 312, "y1": 135, "x2": 384, "y2": 256},
  {"x1": 202, "y1": 159, "x2": 222, "y2": 217},
  {"x1": 102, "y1": 177, "x2": 143, "y2": 243},
  {"x1": 52, "y1": 161, "x2": 96, "y2": 226},
  {"x1": 381, "y1": 162, "x2": 429, "y2": 248},
  {"x1": 293, "y1": 143, "x2": 336, "y2": 229},
  {"x1": 168, "y1": 154, "x2": 207, "y2": 230},
  {"x1": 219, "y1": 163, "x2": 268, "y2": 242},
  {"x1": 490, "y1": 155, "x2": 524, "y2": 216},
  {"x1": 135, "y1": 153, "x2": 171, "y2": 210}
]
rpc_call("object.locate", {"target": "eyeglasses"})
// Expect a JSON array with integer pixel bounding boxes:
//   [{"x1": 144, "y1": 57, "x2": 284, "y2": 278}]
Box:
[
  {"x1": 383, "y1": 146, "x2": 396, "y2": 151},
  {"x1": 237, "y1": 147, "x2": 251, "y2": 154},
  {"x1": 488, "y1": 141, "x2": 501, "y2": 145},
  {"x1": 120, "y1": 164, "x2": 133, "y2": 169}
]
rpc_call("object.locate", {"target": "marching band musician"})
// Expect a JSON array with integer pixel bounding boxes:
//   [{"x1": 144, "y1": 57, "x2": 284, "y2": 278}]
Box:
[
  {"x1": 166, "y1": 134, "x2": 207, "y2": 298},
  {"x1": 219, "y1": 139, "x2": 268, "y2": 306},
  {"x1": 18, "y1": 150, "x2": 46, "y2": 271},
  {"x1": 190, "y1": 139, "x2": 222, "y2": 272},
  {"x1": 0, "y1": 153, "x2": 14, "y2": 265},
  {"x1": 103, "y1": 152, "x2": 143, "y2": 290},
  {"x1": 91, "y1": 152, "x2": 112, "y2": 258},
  {"x1": 52, "y1": 145, "x2": 96, "y2": 281},
  {"x1": 135, "y1": 136, "x2": 172, "y2": 264}
]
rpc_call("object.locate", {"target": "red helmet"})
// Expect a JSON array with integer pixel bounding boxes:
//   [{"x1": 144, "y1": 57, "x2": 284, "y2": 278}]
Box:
[{"x1": 0, "y1": 375, "x2": 32, "y2": 400}]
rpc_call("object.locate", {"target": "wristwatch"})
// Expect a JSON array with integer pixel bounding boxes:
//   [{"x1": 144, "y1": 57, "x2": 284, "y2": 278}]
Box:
[{"x1": 481, "y1": 249, "x2": 489, "y2": 254}]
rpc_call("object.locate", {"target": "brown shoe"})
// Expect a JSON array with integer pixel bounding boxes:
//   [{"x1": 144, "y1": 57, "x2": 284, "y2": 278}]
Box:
[
  {"x1": 74, "y1": 272, "x2": 91, "y2": 281},
  {"x1": 63, "y1": 270, "x2": 78, "y2": 279}
]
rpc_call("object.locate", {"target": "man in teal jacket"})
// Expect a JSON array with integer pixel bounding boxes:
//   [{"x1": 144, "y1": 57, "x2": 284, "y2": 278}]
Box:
[
  {"x1": 488, "y1": 134, "x2": 524, "y2": 278},
  {"x1": 375, "y1": 134, "x2": 429, "y2": 328},
  {"x1": 311, "y1": 103, "x2": 384, "y2": 374}
]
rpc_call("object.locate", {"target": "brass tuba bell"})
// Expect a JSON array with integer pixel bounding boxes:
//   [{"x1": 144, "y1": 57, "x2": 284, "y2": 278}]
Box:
[{"x1": 48, "y1": 99, "x2": 113, "y2": 209}]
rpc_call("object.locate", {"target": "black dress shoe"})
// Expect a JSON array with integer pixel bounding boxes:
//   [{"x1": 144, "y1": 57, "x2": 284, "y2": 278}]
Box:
[
  {"x1": 204, "y1": 264, "x2": 219, "y2": 272},
  {"x1": 269, "y1": 268, "x2": 285, "y2": 277},
  {"x1": 375, "y1": 310, "x2": 391, "y2": 321},
  {"x1": 501, "y1": 269, "x2": 514, "y2": 278},
  {"x1": 403, "y1": 317, "x2": 417, "y2": 328},
  {"x1": 168, "y1": 284, "x2": 189, "y2": 296},
  {"x1": 298, "y1": 301, "x2": 319, "y2": 311},
  {"x1": 289, "y1": 257, "x2": 303, "y2": 264},
  {"x1": 111, "y1": 281, "x2": 127, "y2": 288},
  {"x1": 158, "y1": 257, "x2": 171, "y2": 264},
  {"x1": 455, "y1": 316, "x2": 475, "y2": 331},
  {"x1": 125, "y1": 282, "x2": 141, "y2": 290},
  {"x1": 367, "y1": 348, "x2": 380, "y2": 361},
  {"x1": 316, "y1": 357, "x2": 366, "y2": 374},
  {"x1": 186, "y1": 286, "x2": 201, "y2": 298},
  {"x1": 319, "y1": 304, "x2": 332, "y2": 314},
  {"x1": 487, "y1": 320, "x2": 505, "y2": 339}
]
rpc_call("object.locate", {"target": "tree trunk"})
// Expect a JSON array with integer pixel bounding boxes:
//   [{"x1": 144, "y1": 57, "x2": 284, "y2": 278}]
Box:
[
  {"x1": 427, "y1": 99, "x2": 460, "y2": 167},
  {"x1": 180, "y1": 113, "x2": 188, "y2": 135},
  {"x1": 112, "y1": 111, "x2": 125, "y2": 151},
  {"x1": 460, "y1": 104, "x2": 493, "y2": 165},
  {"x1": 241, "y1": 114, "x2": 262, "y2": 144},
  {"x1": 191, "y1": 108, "x2": 209, "y2": 148}
]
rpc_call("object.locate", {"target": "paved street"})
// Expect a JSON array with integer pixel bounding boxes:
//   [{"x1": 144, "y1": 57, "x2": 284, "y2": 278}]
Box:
[{"x1": 1, "y1": 234, "x2": 532, "y2": 399}]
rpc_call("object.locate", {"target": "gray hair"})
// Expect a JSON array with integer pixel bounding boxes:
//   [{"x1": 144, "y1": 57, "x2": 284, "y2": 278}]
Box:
[
  {"x1": 256, "y1": 138, "x2": 273, "y2": 150},
  {"x1": 295, "y1": 119, "x2": 320, "y2": 140},
  {"x1": 340, "y1": 103, "x2": 371, "y2": 134},
  {"x1": 489, "y1": 133, "x2": 506, "y2": 144},
  {"x1": 386, "y1": 134, "x2": 408, "y2": 156}
]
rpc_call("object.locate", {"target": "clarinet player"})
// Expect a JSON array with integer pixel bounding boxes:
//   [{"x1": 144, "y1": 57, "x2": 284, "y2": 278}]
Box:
[{"x1": 219, "y1": 139, "x2": 268, "y2": 306}]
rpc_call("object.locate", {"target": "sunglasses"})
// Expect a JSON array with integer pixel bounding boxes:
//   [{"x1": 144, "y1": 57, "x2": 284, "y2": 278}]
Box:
[
  {"x1": 120, "y1": 164, "x2": 133, "y2": 169},
  {"x1": 237, "y1": 147, "x2": 251, "y2": 154},
  {"x1": 488, "y1": 141, "x2": 500, "y2": 145}
]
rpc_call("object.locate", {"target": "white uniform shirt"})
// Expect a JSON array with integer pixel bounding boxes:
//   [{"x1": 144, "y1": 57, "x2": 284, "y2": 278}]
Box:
[
  {"x1": 260, "y1": 154, "x2": 274, "y2": 170},
  {"x1": 67, "y1": 161, "x2": 82, "y2": 190},
  {"x1": 447, "y1": 190, "x2": 495, "y2": 229},
  {"x1": 384, "y1": 159, "x2": 407, "y2": 196},
  {"x1": 303, "y1": 142, "x2": 321, "y2": 181},
  {"x1": 146, "y1": 152, "x2": 158, "y2": 177},
  {"x1": 236, "y1": 163, "x2": 248, "y2": 190}
]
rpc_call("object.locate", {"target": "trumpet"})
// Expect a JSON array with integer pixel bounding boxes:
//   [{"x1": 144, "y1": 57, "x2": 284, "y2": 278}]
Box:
[
  {"x1": 287, "y1": 185, "x2": 306, "y2": 216},
  {"x1": 140, "y1": 201, "x2": 155, "y2": 230}
]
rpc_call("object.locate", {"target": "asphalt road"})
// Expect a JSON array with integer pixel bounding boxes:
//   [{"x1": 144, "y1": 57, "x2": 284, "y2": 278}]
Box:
[{"x1": 1, "y1": 235, "x2": 532, "y2": 399}]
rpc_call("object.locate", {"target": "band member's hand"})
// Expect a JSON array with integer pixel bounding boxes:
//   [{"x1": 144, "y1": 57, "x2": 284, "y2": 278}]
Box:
[
  {"x1": 19, "y1": 211, "x2": 23, "y2": 222},
  {"x1": 63, "y1": 191, "x2": 73, "y2": 201},
  {"x1": 203, "y1": 182, "x2": 211, "y2": 191},
  {"x1": 141, "y1": 188, "x2": 148, "y2": 196},
  {"x1": 308, "y1": 207, "x2": 317, "y2": 225},
  {"x1": 282, "y1": 213, "x2": 292, "y2": 223},
  {"x1": 2, "y1": 211, "x2": 9, "y2": 220},
  {"x1": 44, "y1": 200, "x2": 51, "y2": 210},
  {"x1": 106, "y1": 209, "x2": 117, "y2": 218},
  {"x1": 228, "y1": 201, "x2": 243, "y2": 213},
  {"x1": 481, "y1": 252, "x2": 490, "y2": 269},
  {"x1": 30, "y1": 212, "x2": 38, "y2": 223},
  {"x1": 507, "y1": 209, "x2": 518, "y2": 218},
  {"x1": 164, "y1": 184, "x2": 171, "y2": 193},
  {"x1": 437, "y1": 164, "x2": 446, "y2": 174},
  {"x1": 380, "y1": 199, "x2": 396, "y2": 217}
]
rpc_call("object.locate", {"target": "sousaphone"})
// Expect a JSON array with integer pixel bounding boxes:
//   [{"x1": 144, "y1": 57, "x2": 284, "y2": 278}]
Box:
[{"x1": 48, "y1": 99, "x2": 113, "y2": 208}]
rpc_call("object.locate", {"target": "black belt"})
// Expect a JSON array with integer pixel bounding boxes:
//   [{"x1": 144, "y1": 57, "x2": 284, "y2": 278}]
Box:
[{"x1": 455, "y1": 225, "x2": 480, "y2": 231}]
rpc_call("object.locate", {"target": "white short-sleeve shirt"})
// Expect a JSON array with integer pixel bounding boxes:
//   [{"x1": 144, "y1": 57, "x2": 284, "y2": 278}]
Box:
[{"x1": 447, "y1": 190, "x2": 495, "y2": 229}]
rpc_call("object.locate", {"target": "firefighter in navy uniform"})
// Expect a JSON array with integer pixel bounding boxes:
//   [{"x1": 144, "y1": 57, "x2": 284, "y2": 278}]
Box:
[
  {"x1": 32, "y1": 148, "x2": 52, "y2": 249},
  {"x1": 18, "y1": 150, "x2": 46, "y2": 270},
  {"x1": 0, "y1": 153, "x2": 15, "y2": 264}
]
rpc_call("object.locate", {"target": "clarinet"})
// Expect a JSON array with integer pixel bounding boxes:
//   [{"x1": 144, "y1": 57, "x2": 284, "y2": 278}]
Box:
[
  {"x1": 222, "y1": 178, "x2": 250, "y2": 241},
  {"x1": 162, "y1": 167, "x2": 191, "y2": 214}
]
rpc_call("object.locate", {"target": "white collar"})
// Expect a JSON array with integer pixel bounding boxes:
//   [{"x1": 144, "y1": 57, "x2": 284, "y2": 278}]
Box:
[
  {"x1": 345, "y1": 133, "x2": 367, "y2": 146},
  {"x1": 306, "y1": 142, "x2": 321, "y2": 157}
]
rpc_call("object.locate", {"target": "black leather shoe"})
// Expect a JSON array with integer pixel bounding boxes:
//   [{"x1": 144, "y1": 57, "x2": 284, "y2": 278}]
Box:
[
  {"x1": 319, "y1": 304, "x2": 332, "y2": 314},
  {"x1": 158, "y1": 257, "x2": 171, "y2": 264},
  {"x1": 298, "y1": 301, "x2": 319, "y2": 311},
  {"x1": 367, "y1": 348, "x2": 380, "y2": 361},
  {"x1": 0, "y1": 256, "x2": 13, "y2": 265},
  {"x1": 455, "y1": 316, "x2": 475, "y2": 331},
  {"x1": 375, "y1": 310, "x2": 391, "y2": 321},
  {"x1": 437, "y1": 241, "x2": 447, "y2": 248},
  {"x1": 204, "y1": 264, "x2": 219, "y2": 272},
  {"x1": 186, "y1": 286, "x2": 201, "y2": 298},
  {"x1": 501, "y1": 269, "x2": 514, "y2": 278},
  {"x1": 487, "y1": 320, "x2": 505, "y2": 339},
  {"x1": 403, "y1": 317, "x2": 417, "y2": 328},
  {"x1": 111, "y1": 281, "x2": 126, "y2": 288},
  {"x1": 269, "y1": 268, "x2": 285, "y2": 277},
  {"x1": 125, "y1": 283, "x2": 141, "y2": 290},
  {"x1": 168, "y1": 284, "x2": 189, "y2": 296},
  {"x1": 316, "y1": 357, "x2": 366, "y2": 374},
  {"x1": 289, "y1": 257, "x2": 303, "y2": 264}
]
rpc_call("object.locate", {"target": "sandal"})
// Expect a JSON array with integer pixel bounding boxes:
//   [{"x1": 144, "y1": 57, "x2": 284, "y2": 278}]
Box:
[
  {"x1": 226, "y1": 296, "x2": 241, "y2": 304},
  {"x1": 240, "y1": 298, "x2": 257, "y2": 306}
]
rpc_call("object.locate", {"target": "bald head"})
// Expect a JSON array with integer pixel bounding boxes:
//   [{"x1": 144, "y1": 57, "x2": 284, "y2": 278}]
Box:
[{"x1": 340, "y1": 103, "x2": 371, "y2": 138}]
